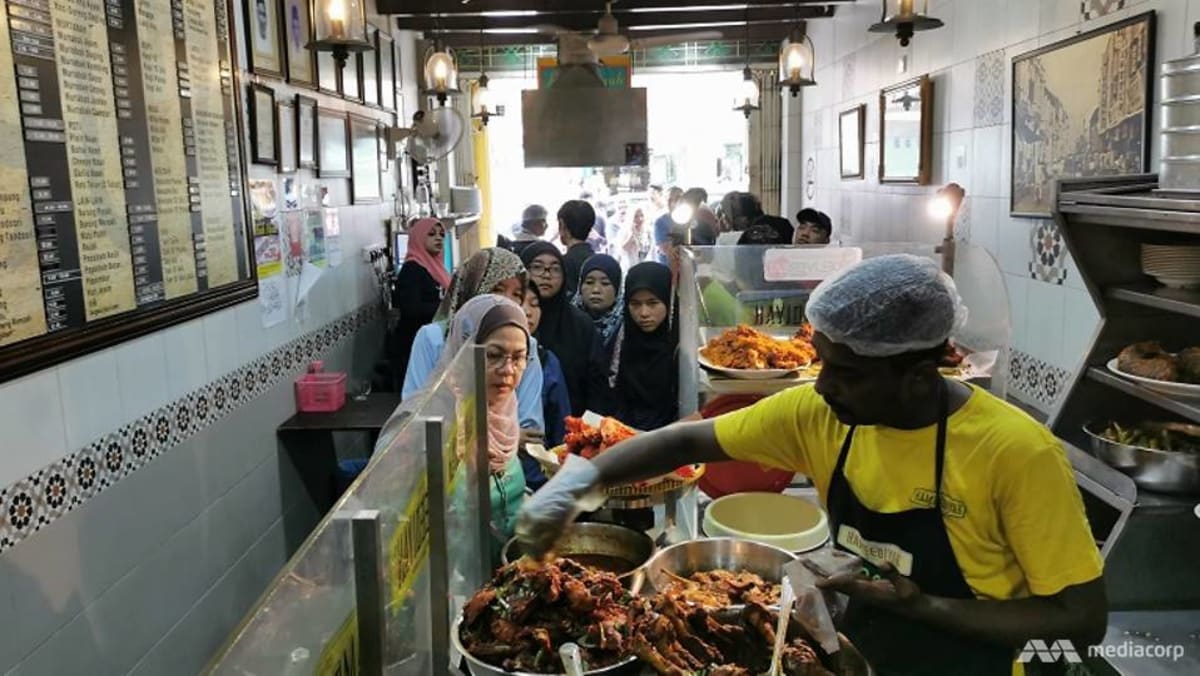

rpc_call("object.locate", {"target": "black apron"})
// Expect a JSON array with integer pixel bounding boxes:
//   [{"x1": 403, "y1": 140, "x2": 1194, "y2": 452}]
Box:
[{"x1": 826, "y1": 384, "x2": 1015, "y2": 676}]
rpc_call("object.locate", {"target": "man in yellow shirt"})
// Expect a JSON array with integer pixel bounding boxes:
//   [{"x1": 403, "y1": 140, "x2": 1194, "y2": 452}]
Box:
[{"x1": 519, "y1": 255, "x2": 1106, "y2": 676}]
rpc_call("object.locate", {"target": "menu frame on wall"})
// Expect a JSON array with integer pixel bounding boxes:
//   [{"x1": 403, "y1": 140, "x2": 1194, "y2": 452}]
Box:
[{"x1": 0, "y1": 0, "x2": 256, "y2": 383}]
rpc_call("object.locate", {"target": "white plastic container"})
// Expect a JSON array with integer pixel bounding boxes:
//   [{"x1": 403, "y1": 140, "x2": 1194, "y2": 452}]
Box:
[{"x1": 702, "y1": 492, "x2": 830, "y2": 553}]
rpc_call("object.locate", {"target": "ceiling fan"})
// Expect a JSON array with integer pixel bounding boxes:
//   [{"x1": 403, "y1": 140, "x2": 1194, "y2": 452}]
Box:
[{"x1": 539, "y1": 1, "x2": 722, "y2": 59}]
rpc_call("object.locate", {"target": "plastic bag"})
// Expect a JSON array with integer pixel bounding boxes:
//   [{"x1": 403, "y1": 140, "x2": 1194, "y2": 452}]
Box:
[
  {"x1": 782, "y1": 559, "x2": 840, "y2": 656},
  {"x1": 797, "y1": 548, "x2": 863, "y2": 622}
]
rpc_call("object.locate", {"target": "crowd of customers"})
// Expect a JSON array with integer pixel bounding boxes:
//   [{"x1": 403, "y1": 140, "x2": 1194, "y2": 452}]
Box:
[{"x1": 386, "y1": 187, "x2": 833, "y2": 557}]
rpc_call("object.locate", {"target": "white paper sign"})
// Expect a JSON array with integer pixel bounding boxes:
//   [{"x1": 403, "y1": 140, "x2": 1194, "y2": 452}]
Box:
[{"x1": 762, "y1": 247, "x2": 863, "y2": 282}]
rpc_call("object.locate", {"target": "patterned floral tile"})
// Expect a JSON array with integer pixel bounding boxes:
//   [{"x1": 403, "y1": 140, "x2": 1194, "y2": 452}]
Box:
[
  {"x1": 1082, "y1": 0, "x2": 1125, "y2": 21},
  {"x1": 1029, "y1": 220, "x2": 1069, "y2": 285},
  {"x1": 1008, "y1": 348, "x2": 1072, "y2": 413},
  {"x1": 973, "y1": 50, "x2": 1005, "y2": 128},
  {"x1": 0, "y1": 303, "x2": 381, "y2": 555}
]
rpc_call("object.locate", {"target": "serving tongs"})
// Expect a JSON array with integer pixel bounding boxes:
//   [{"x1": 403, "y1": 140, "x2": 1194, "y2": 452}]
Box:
[{"x1": 768, "y1": 581, "x2": 797, "y2": 676}]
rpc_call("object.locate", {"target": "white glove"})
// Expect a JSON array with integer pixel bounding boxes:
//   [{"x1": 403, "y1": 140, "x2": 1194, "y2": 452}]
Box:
[{"x1": 516, "y1": 455, "x2": 605, "y2": 558}]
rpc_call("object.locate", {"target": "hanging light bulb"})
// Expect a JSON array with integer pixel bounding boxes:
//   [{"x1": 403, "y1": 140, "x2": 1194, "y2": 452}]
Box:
[
  {"x1": 423, "y1": 43, "x2": 459, "y2": 105},
  {"x1": 868, "y1": 0, "x2": 943, "y2": 48},
  {"x1": 733, "y1": 67, "x2": 760, "y2": 119},
  {"x1": 472, "y1": 73, "x2": 502, "y2": 125},
  {"x1": 778, "y1": 23, "x2": 816, "y2": 97},
  {"x1": 309, "y1": 0, "x2": 370, "y2": 69}
]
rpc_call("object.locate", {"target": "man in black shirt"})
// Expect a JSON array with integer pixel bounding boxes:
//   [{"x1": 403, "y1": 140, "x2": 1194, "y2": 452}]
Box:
[{"x1": 557, "y1": 200, "x2": 595, "y2": 296}]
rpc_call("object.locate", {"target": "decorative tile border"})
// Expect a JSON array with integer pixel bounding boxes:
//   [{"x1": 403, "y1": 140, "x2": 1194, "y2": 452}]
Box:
[
  {"x1": 1008, "y1": 348, "x2": 1072, "y2": 413},
  {"x1": 0, "y1": 303, "x2": 383, "y2": 555},
  {"x1": 973, "y1": 50, "x2": 1005, "y2": 128}
]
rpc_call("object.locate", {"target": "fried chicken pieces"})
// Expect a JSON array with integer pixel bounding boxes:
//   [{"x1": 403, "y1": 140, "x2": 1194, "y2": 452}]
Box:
[
  {"x1": 660, "y1": 570, "x2": 782, "y2": 610},
  {"x1": 561, "y1": 416, "x2": 637, "y2": 461},
  {"x1": 460, "y1": 559, "x2": 633, "y2": 674},
  {"x1": 702, "y1": 325, "x2": 817, "y2": 370},
  {"x1": 629, "y1": 596, "x2": 833, "y2": 676}
]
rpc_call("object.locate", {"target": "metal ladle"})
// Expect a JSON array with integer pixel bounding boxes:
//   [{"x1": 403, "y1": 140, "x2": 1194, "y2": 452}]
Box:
[{"x1": 654, "y1": 492, "x2": 687, "y2": 548}]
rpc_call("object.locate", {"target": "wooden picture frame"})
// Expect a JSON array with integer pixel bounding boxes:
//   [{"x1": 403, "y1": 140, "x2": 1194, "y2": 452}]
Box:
[
  {"x1": 296, "y1": 94, "x2": 317, "y2": 169},
  {"x1": 378, "y1": 31, "x2": 396, "y2": 111},
  {"x1": 879, "y1": 75, "x2": 933, "y2": 185},
  {"x1": 277, "y1": 101, "x2": 297, "y2": 173},
  {"x1": 245, "y1": 0, "x2": 283, "y2": 77},
  {"x1": 279, "y1": 0, "x2": 315, "y2": 87},
  {"x1": 361, "y1": 26, "x2": 380, "y2": 108},
  {"x1": 1010, "y1": 11, "x2": 1154, "y2": 217},
  {"x1": 349, "y1": 114, "x2": 382, "y2": 203},
  {"x1": 316, "y1": 108, "x2": 350, "y2": 178},
  {"x1": 249, "y1": 83, "x2": 278, "y2": 165},
  {"x1": 839, "y1": 104, "x2": 865, "y2": 179}
]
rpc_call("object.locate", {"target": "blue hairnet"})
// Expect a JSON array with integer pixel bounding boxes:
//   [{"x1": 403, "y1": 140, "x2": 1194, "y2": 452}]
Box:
[{"x1": 806, "y1": 254, "x2": 967, "y2": 358}]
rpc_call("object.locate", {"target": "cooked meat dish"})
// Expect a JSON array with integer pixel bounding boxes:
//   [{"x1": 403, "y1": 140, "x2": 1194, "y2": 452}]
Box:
[
  {"x1": 938, "y1": 342, "x2": 966, "y2": 368},
  {"x1": 561, "y1": 416, "x2": 637, "y2": 460},
  {"x1": 1179, "y1": 347, "x2": 1200, "y2": 384},
  {"x1": 460, "y1": 559, "x2": 633, "y2": 673},
  {"x1": 702, "y1": 325, "x2": 817, "y2": 370},
  {"x1": 660, "y1": 569, "x2": 782, "y2": 610},
  {"x1": 630, "y1": 594, "x2": 833, "y2": 676},
  {"x1": 1118, "y1": 341, "x2": 1179, "y2": 382}
]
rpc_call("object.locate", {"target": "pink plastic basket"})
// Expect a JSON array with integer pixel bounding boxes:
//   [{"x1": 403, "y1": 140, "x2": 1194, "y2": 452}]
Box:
[{"x1": 295, "y1": 372, "x2": 347, "y2": 412}]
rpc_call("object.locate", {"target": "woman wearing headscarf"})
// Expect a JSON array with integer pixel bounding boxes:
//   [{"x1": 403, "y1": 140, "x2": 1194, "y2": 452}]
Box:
[
  {"x1": 521, "y1": 281, "x2": 571, "y2": 490},
  {"x1": 572, "y1": 254, "x2": 623, "y2": 354},
  {"x1": 391, "y1": 219, "x2": 451, "y2": 385},
  {"x1": 380, "y1": 295, "x2": 532, "y2": 560},
  {"x1": 520, "y1": 242, "x2": 609, "y2": 416},
  {"x1": 607, "y1": 262, "x2": 679, "y2": 431},
  {"x1": 403, "y1": 247, "x2": 546, "y2": 441}
]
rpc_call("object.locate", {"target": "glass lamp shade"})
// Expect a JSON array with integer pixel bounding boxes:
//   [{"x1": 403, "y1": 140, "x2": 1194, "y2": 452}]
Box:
[
  {"x1": 423, "y1": 47, "x2": 460, "y2": 101},
  {"x1": 868, "y1": 0, "x2": 943, "y2": 47},
  {"x1": 778, "y1": 25, "x2": 816, "y2": 96},
  {"x1": 311, "y1": 0, "x2": 370, "y2": 53},
  {"x1": 472, "y1": 74, "x2": 501, "y2": 123},
  {"x1": 733, "y1": 67, "x2": 760, "y2": 117}
]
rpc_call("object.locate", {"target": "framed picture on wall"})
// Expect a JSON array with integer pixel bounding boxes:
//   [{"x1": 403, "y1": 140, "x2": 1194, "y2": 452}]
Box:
[
  {"x1": 361, "y1": 27, "x2": 380, "y2": 108},
  {"x1": 343, "y1": 53, "x2": 362, "y2": 102},
  {"x1": 280, "y1": 0, "x2": 315, "y2": 87},
  {"x1": 245, "y1": 0, "x2": 283, "y2": 77},
  {"x1": 296, "y1": 94, "x2": 317, "y2": 169},
  {"x1": 1011, "y1": 12, "x2": 1154, "y2": 217},
  {"x1": 349, "y1": 114, "x2": 382, "y2": 203},
  {"x1": 277, "y1": 101, "x2": 296, "y2": 173},
  {"x1": 316, "y1": 51, "x2": 339, "y2": 94},
  {"x1": 839, "y1": 104, "x2": 865, "y2": 179},
  {"x1": 879, "y1": 75, "x2": 933, "y2": 184},
  {"x1": 378, "y1": 31, "x2": 396, "y2": 111},
  {"x1": 316, "y1": 108, "x2": 350, "y2": 178},
  {"x1": 249, "y1": 83, "x2": 278, "y2": 165},
  {"x1": 379, "y1": 122, "x2": 395, "y2": 199}
]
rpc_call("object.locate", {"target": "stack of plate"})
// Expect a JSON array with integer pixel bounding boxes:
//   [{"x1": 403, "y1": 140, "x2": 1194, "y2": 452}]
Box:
[{"x1": 1141, "y1": 244, "x2": 1200, "y2": 289}]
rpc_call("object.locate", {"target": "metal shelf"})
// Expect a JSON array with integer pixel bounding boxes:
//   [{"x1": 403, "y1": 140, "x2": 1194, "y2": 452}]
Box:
[
  {"x1": 1106, "y1": 284, "x2": 1200, "y2": 318},
  {"x1": 1085, "y1": 367, "x2": 1200, "y2": 424}
]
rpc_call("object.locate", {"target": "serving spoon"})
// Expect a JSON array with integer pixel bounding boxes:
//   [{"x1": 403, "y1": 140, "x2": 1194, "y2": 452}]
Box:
[{"x1": 559, "y1": 642, "x2": 585, "y2": 676}]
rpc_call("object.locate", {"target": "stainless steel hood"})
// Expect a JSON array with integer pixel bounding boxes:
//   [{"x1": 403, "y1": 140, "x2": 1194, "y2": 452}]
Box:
[{"x1": 521, "y1": 65, "x2": 648, "y2": 168}]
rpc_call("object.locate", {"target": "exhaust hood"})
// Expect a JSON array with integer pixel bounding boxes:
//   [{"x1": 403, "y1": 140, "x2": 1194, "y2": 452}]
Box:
[{"x1": 521, "y1": 65, "x2": 648, "y2": 168}]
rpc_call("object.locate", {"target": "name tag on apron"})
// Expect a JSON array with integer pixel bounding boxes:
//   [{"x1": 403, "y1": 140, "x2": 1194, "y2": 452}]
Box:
[{"x1": 837, "y1": 525, "x2": 915, "y2": 577}]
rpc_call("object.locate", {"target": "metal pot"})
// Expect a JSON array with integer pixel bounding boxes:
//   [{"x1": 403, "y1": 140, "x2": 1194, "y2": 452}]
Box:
[
  {"x1": 641, "y1": 537, "x2": 797, "y2": 595},
  {"x1": 501, "y1": 522, "x2": 654, "y2": 594},
  {"x1": 1084, "y1": 422, "x2": 1200, "y2": 494},
  {"x1": 452, "y1": 616, "x2": 640, "y2": 676}
]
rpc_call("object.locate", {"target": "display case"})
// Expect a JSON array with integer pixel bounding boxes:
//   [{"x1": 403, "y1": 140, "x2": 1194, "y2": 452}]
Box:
[
  {"x1": 205, "y1": 347, "x2": 493, "y2": 675},
  {"x1": 1051, "y1": 175, "x2": 1200, "y2": 612}
]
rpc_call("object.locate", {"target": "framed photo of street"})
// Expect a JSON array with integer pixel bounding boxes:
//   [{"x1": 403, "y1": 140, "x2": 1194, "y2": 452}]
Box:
[
  {"x1": 245, "y1": 0, "x2": 283, "y2": 77},
  {"x1": 1010, "y1": 12, "x2": 1154, "y2": 217},
  {"x1": 280, "y1": 0, "x2": 315, "y2": 87},
  {"x1": 879, "y1": 75, "x2": 933, "y2": 184},
  {"x1": 840, "y1": 104, "x2": 865, "y2": 179},
  {"x1": 378, "y1": 31, "x2": 396, "y2": 111},
  {"x1": 316, "y1": 109, "x2": 350, "y2": 178},
  {"x1": 349, "y1": 115, "x2": 382, "y2": 203},
  {"x1": 296, "y1": 95, "x2": 317, "y2": 169},
  {"x1": 249, "y1": 84, "x2": 278, "y2": 165}
]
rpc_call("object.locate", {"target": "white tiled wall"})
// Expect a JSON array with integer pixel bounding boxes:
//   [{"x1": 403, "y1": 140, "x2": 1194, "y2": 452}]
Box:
[
  {"x1": 794, "y1": 0, "x2": 1200, "y2": 411},
  {"x1": 0, "y1": 5, "x2": 422, "y2": 673}
]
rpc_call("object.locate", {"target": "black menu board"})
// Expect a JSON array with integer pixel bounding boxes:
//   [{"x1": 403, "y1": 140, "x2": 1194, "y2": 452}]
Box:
[{"x1": 0, "y1": 0, "x2": 253, "y2": 381}]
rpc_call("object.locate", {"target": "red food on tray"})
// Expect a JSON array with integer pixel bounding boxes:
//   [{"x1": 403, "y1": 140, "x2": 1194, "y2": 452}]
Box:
[{"x1": 563, "y1": 415, "x2": 637, "y2": 460}]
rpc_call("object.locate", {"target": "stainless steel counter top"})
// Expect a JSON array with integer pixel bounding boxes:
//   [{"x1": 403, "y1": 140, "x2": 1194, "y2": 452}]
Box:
[{"x1": 1087, "y1": 610, "x2": 1200, "y2": 675}]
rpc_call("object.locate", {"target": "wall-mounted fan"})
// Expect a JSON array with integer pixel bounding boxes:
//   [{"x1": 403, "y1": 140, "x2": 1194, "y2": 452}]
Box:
[{"x1": 387, "y1": 107, "x2": 466, "y2": 164}]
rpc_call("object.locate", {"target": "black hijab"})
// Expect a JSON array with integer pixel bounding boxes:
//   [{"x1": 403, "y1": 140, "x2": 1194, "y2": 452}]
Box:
[
  {"x1": 611, "y1": 262, "x2": 679, "y2": 430},
  {"x1": 520, "y1": 241, "x2": 600, "y2": 415}
]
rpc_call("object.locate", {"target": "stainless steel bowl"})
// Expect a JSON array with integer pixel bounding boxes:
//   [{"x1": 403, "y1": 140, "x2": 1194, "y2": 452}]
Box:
[
  {"x1": 501, "y1": 522, "x2": 654, "y2": 594},
  {"x1": 452, "y1": 616, "x2": 640, "y2": 676},
  {"x1": 1084, "y1": 422, "x2": 1200, "y2": 494},
  {"x1": 641, "y1": 537, "x2": 797, "y2": 594}
]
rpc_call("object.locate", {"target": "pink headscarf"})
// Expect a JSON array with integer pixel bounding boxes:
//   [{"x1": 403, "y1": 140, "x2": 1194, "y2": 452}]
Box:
[{"x1": 406, "y1": 218, "x2": 452, "y2": 289}]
